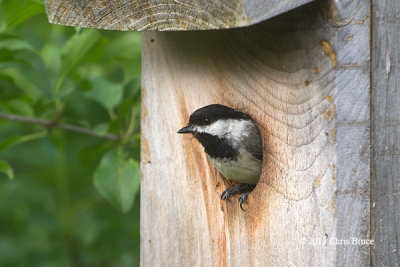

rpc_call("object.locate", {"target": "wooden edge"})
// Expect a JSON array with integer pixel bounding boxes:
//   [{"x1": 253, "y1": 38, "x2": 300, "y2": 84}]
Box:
[{"x1": 44, "y1": 0, "x2": 314, "y2": 31}]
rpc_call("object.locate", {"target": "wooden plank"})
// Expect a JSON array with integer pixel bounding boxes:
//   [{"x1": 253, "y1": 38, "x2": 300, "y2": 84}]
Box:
[
  {"x1": 44, "y1": 0, "x2": 313, "y2": 31},
  {"x1": 140, "y1": 1, "x2": 369, "y2": 265},
  {"x1": 371, "y1": 0, "x2": 400, "y2": 265},
  {"x1": 334, "y1": 0, "x2": 371, "y2": 265}
]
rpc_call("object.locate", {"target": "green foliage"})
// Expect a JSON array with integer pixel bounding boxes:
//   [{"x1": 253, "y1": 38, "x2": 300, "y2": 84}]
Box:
[
  {"x1": 94, "y1": 149, "x2": 140, "y2": 213},
  {"x1": 0, "y1": 160, "x2": 14, "y2": 179},
  {"x1": 0, "y1": 0, "x2": 141, "y2": 265},
  {"x1": 84, "y1": 73, "x2": 124, "y2": 111}
]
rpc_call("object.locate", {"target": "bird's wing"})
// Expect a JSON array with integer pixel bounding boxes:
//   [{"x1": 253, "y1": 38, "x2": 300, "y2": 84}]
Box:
[{"x1": 243, "y1": 125, "x2": 263, "y2": 161}]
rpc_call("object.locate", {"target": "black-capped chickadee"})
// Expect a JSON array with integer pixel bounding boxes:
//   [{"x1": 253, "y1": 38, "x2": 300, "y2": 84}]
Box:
[{"x1": 178, "y1": 104, "x2": 263, "y2": 210}]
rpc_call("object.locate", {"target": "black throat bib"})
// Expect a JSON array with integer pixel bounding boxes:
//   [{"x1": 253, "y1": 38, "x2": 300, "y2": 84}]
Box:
[{"x1": 194, "y1": 133, "x2": 238, "y2": 160}]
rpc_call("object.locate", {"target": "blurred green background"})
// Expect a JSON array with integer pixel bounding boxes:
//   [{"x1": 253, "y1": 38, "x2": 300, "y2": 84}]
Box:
[{"x1": 0, "y1": 0, "x2": 142, "y2": 266}]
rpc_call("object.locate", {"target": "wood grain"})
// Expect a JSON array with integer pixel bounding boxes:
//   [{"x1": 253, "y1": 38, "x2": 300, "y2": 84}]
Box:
[
  {"x1": 44, "y1": 0, "x2": 313, "y2": 31},
  {"x1": 334, "y1": 0, "x2": 371, "y2": 265},
  {"x1": 371, "y1": 0, "x2": 400, "y2": 265},
  {"x1": 141, "y1": 1, "x2": 370, "y2": 265}
]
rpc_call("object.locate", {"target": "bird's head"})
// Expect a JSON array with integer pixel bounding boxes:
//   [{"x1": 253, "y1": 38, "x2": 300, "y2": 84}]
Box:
[{"x1": 177, "y1": 104, "x2": 251, "y2": 140}]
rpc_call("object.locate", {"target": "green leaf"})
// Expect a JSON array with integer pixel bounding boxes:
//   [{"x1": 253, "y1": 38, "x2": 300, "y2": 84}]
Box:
[
  {"x1": 51, "y1": 79, "x2": 75, "y2": 101},
  {"x1": 0, "y1": 68, "x2": 42, "y2": 103},
  {"x1": 84, "y1": 74, "x2": 123, "y2": 111},
  {"x1": 0, "y1": 160, "x2": 14, "y2": 180},
  {"x1": 101, "y1": 32, "x2": 142, "y2": 81},
  {"x1": 2, "y1": 0, "x2": 44, "y2": 30},
  {"x1": 93, "y1": 123, "x2": 109, "y2": 136},
  {"x1": 93, "y1": 149, "x2": 140, "y2": 213},
  {"x1": 0, "y1": 38, "x2": 35, "y2": 51},
  {"x1": 40, "y1": 43, "x2": 61, "y2": 75},
  {"x1": 56, "y1": 29, "x2": 101, "y2": 94},
  {"x1": 0, "y1": 132, "x2": 47, "y2": 152},
  {"x1": 7, "y1": 99, "x2": 33, "y2": 116}
]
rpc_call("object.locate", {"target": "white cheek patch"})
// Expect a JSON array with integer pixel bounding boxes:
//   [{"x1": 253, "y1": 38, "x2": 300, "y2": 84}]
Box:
[{"x1": 195, "y1": 119, "x2": 253, "y2": 145}]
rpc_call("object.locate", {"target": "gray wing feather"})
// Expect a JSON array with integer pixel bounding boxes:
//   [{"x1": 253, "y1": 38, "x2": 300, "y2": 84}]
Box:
[{"x1": 243, "y1": 124, "x2": 263, "y2": 161}]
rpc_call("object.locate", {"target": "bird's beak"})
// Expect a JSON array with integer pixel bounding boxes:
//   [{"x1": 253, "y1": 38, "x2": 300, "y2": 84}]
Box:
[{"x1": 177, "y1": 125, "x2": 195, "y2": 134}]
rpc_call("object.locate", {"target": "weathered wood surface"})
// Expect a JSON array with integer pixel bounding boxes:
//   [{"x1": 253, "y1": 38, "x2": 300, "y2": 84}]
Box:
[
  {"x1": 141, "y1": 0, "x2": 370, "y2": 265},
  {"x1": 333, "y1": 0, "x2": 371, "y2": 265},
  {"x1": 45, "y1": 0, "x2": 313, "y2": 31},
  {"x1": 371, "y1": 0, "x2": 400, "y2": 265}
]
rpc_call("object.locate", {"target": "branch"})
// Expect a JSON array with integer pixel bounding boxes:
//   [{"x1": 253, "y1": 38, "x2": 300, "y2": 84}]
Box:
[{"x1": 0, "y1": 112, "x2": 120, "y2": 141}]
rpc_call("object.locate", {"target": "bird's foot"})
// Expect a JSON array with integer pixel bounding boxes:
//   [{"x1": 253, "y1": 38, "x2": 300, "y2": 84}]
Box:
[
  {"x1": 239, "y1": 192, "x2": 251, "y2": 211},
  {"x1": 221, "y1": 187, "x2": 236, "y2": 202},
  {"x1": 221, "y1": 183, "x2": 256, "y2": 209}
]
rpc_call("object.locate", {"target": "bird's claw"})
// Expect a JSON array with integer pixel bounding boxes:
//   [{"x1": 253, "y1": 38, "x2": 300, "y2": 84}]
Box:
[
  {"x1": 221, "y1": 188, "x2": 234, "y2": 202},
  {"x1": 221, "y1": 184, "x2": 255, "y2": 210},
  {"x1": 239, "y1": 192, "x2": 251, "y2": 211}
]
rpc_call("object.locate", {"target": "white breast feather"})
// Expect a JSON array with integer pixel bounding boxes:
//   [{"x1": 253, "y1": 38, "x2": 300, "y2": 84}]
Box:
[{"x1": 208, "y1": 147, "x2": 262, "y2": 184}]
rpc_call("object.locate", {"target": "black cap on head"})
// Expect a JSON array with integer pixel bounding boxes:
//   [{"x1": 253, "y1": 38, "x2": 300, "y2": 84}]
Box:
[
  {"x1": 177, "y1": 104, "x2": 251, "y2": 134},
  {"x1": 188, "y1": 104, "x2": 250, "y2": 126}
]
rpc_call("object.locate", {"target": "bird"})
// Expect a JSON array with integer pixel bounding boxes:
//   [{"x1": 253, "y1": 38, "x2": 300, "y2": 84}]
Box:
[{"x1": 177, "y1": 104, "x2": 263, "y2": 210}]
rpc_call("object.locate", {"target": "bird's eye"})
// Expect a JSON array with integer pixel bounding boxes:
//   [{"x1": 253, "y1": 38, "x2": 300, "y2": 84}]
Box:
[{"x1": 203, "y1": 117, "x2": 210, "y2": 124}]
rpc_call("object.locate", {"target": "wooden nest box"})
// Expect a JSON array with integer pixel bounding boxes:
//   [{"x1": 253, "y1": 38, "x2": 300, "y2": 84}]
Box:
[{"x1": 46, "y1": 0, "x2": 399, "y2": 265}]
